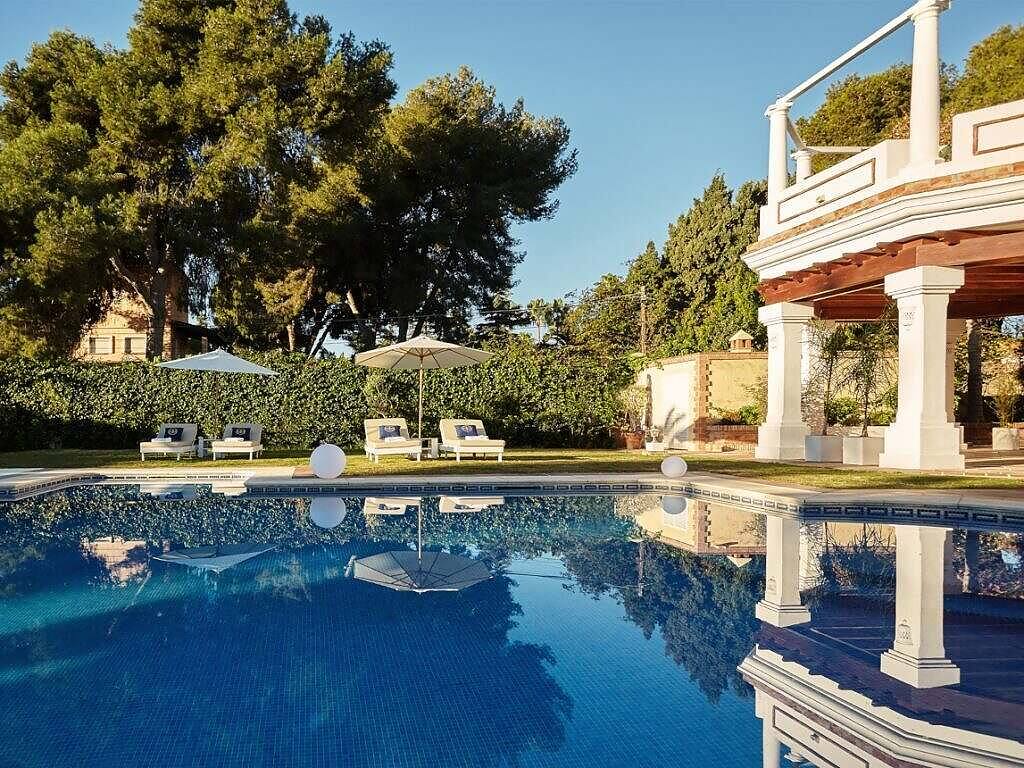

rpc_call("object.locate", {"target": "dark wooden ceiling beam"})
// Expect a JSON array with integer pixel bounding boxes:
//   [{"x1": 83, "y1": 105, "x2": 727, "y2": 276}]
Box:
[{"x1": 760, "y1": 230, "x2": 1024, "y2": 305}]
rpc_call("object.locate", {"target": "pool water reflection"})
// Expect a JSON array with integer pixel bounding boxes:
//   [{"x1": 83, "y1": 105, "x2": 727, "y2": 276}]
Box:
[{"x1": 0, "y1": 487, "x2": 1021, "y2": 767}]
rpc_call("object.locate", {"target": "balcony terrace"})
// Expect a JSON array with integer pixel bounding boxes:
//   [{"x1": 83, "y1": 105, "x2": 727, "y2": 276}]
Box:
[{"x1": 741, "y1": 0, "x2": 1024, "y2": 472}]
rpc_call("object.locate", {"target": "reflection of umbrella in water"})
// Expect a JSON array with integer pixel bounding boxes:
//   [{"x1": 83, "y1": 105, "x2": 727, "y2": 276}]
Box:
[
  {"x1": 154, "y1": 543, "x2": 277, "y2": 573},
  {"x1": 349, "y1": 505, "x2": 490, "y2": 593}
]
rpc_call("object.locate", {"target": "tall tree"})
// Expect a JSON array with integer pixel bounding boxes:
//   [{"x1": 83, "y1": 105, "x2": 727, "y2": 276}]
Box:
[
  {"x1": 0, "y1": 32, "x2": 113, "y2": 357},
  {"x1": 662, "y1": 175, "x2": 765, "y2": 354},
  {"x1": 948, "y1": 25, "x2": 1024, "y2": 114},
  {"x1": 338, "y1": 67, "x2": 577, "y2": 349}
]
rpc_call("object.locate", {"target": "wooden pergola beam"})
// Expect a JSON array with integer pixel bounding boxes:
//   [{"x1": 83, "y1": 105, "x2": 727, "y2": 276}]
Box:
[{"x1": 759, "y1": 229, "x2": 1024, "y2": 305}]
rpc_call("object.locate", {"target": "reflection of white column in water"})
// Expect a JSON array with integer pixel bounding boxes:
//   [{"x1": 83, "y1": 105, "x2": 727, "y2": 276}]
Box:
[
  {"x1": 880, "y1": 525, "x2": 960, "y2": 688},
  {"x1": 755, "y1": 690, "x2": 781, "y2": 768},
  {"x1": 757, "y1": 515, "x2": 811, "y2": 627},
  {"x1": 798, "y1": 523, "x2": 824, "y2": 590}
]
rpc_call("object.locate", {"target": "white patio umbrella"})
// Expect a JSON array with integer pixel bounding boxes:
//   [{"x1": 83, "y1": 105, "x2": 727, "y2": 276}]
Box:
[
  {"x1": 353, "y1": 335, "x2": 492, "y2": 438},
  {"x1": 157, "y1": 349, "x2": 278, "y2": 376},
  {"x1": 157, "y1": 350, "x2": 277, "y2": 452}
]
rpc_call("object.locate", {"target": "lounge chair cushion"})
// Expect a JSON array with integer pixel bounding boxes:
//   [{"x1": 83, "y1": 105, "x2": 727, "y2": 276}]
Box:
[
  {"x1": 140, "y1": 440, "x2": 193, "y2": 450},
  {"x1": 211, "y1": 439, "x2": 259, "y2": 449},
  {"x1": 448, "y1": 438, "x2": 505, "y2": 449},
  {"x1": 370, "y1": 439, "x2": 420, "y2": 450}
]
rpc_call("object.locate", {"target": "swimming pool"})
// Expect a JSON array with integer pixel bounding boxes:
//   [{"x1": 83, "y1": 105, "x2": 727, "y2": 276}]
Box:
[{"x1": 1, "y1": 485, "x2": 1022, "y2": 767}]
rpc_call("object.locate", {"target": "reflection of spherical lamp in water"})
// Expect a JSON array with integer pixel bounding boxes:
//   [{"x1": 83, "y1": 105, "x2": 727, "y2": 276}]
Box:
[
  {"x1": 310, "y1": 443, "x2": 346, "y2": 479},
  {"x1": 309, "y1": 497, "x2": 347, "y2": 529},
  {"x1": 660, "y1": 455, "x2": 688, "y2": 478},
  {"x1": 661, "y1": 495, "x2": 688, "y2": 515}
]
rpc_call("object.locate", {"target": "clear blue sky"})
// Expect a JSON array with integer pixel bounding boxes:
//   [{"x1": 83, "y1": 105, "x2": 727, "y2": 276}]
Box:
[{"x1": 3, "y1": 0, "x2": 1021, "y2": 305}]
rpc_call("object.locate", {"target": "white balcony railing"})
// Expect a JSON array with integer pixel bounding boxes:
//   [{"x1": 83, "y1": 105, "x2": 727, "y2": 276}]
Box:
[{"x1": 760, "y1": 0, "x2": 951, "y2": 238}]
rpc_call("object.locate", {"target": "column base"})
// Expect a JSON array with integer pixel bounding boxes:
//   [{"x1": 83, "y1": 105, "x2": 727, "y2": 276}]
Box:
[
  {"x1": 879, "y1": 423, "x2": 965, "y2": 471},
  {"x1": 756, "y1": 599, "x2": 811, "y2": 627},
  {"x1": 755, "y1": 423, "x2": 809, "y2": 461},
  {"x1": 880, "y1": 649, "x2": 960, "y2": 688}
]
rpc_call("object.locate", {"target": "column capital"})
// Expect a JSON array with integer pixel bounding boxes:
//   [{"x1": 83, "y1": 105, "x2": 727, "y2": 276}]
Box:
[
  {"x1": 909, "y1": 0, "x2": 950, "y2": 22},
  {"x1": 884, "y1": 265, "x2": 964, "y2": 300},
  {"x1": 758, "y1": 301, "x2": 814, "y2": 325},
  {"x1": 763, "y1": 99, "x2": 793, "y2": 119}
]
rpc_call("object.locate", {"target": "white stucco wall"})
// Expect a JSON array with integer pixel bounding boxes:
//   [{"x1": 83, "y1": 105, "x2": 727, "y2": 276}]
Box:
[{"x1": 639, "y1": 359, "x2": 698, "y2": 449}]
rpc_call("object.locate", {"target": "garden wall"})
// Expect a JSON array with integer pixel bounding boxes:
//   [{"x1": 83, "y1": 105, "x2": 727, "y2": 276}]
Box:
[{"x1": 0, "y1": 339, "x2": 631, "y2": 451}]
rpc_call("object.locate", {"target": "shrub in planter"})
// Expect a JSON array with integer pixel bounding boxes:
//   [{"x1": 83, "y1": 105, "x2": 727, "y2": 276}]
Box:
[
  {"x1": 803, "y1": 321, "x2": 849, "y2": 462},
  {"x1": 840, "y1": 309, "x2": 897, "y2": 465}
]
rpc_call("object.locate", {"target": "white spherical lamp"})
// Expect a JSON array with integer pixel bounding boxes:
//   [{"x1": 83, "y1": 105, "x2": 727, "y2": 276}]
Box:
[
  {"x1": 310, "y1": 443, "x2": 346, "y2": 479},
  {"x1": 660, "y1": 455, "x2": 688, "y2": 479},
  {"x1": 661, "y1": 495, "x2": 688, "y2": 515},
  {"x1": 309, "y1": 497, "x2": 347, "y2": 529}
]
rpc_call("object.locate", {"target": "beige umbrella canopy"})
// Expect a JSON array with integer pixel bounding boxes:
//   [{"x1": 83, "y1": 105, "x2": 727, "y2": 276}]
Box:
[{"x1": 354, "y1": 335, "x2": 493, "y2": 438}]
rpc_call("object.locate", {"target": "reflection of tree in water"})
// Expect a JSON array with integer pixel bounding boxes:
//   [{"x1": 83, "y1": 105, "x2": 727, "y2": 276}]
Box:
[
  {"x1": 955, "y1": 529, "x2": 1024, "y2": 598},
  {"x1": 0, "y1": 543, "x2": 571, "y2": 768},
  {"x1": 560, "y1": 538, "x2": 763, "y2": 702},
  {"x1": 0, "y1": 486, "x2": 630, "y2": 556}
]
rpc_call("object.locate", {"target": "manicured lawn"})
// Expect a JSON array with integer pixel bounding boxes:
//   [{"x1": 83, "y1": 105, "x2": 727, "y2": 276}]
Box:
[{"x1": 0, "y1": 447, "x2": 1022, "y2": 490}]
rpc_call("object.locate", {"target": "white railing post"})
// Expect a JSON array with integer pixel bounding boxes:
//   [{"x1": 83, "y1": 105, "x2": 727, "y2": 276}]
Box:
[
  {"x1": 792, "y1": 149, "x2": 814, "y2": 182},
  {"x1": 766, "y1": 100, "x2": 793, "y2": 199},
  {"x1": 909, "y1": 0, "x2": 950, "y2": 166}
]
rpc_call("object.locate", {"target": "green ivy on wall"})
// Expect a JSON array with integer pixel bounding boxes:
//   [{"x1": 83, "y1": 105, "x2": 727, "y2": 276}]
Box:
[{"x1": 0, "y1": 337, "x2": 630, "y2": 451}]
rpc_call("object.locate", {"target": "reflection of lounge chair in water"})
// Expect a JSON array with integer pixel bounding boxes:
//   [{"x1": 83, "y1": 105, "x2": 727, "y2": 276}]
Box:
[
  {"x1": 438, "y1": 496, "x2": 505, "y2": 514},
  {"x1": 362, "y1": 497, "x2": 421, "y2": 515},
  {"x1": 153, "y1": 543, "x2": 277, "y2": 573},
  {"x1": 139, "y1": 483, "x2": 198, "y2": 501}
]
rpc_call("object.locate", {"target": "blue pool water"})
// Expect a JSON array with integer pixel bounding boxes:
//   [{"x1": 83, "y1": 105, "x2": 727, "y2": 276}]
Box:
[
  {"x1": 4, "y1": 485, "x2": 1024, "y2": 766},
  {"x1": 0, "y1": 487, "x2": 765, "y2": 768}
]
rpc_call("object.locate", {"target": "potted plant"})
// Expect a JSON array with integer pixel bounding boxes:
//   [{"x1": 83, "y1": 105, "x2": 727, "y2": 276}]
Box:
[
  {"x1": 990, "y1": 334, "x2": 1022, "y2": 450},
  {"x1": 617, "y1": 386, "x2": 647, "y2": 450},
  {"x1": 842, "y1": 310, "x2": 897, "y2": 466},
  {"x1": 645, "y1": 424, "x2": 665, "y2": 452},
  {"x1": 803, "y1": 320, "x2": 847, "y2": 462}
]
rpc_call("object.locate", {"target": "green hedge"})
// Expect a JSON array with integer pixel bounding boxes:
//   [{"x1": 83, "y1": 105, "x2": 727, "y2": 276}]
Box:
[{"x1": 0, "y1": 337, "x2": 631, "y2": 451}]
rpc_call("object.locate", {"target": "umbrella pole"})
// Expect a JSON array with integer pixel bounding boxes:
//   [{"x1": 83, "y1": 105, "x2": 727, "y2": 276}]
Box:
[
  {"x1": 417, "y1": 362, "x2": 424, "y2": 440},
  {"x1": 417, "y1": 504, "x2": 423, "y2": 561}
]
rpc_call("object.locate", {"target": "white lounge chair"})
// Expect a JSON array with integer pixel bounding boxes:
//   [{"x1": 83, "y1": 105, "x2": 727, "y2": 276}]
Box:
[
  {"x1": 439, "y1": 419, "x2": 505, "y2": 462},
  {"x1": 363, "y1": 418, "x2": 422, "y2": 463},
  {"x1": 210, "y1": 424, "x2": 264, "y2": 460},
  {"x1": 139, "y1": 423, "x2": 199, "y2": 461}
]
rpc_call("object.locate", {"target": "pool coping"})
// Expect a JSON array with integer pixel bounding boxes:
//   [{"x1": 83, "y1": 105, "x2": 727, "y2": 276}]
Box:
[{"x1": 1, "y1": 467, "x2": 1023, "y2": 530}]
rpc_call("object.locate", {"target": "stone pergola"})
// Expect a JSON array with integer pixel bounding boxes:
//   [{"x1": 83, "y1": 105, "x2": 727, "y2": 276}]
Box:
[{"x1": 742, "y1": 0, "x2": 1024, "y2": 470}]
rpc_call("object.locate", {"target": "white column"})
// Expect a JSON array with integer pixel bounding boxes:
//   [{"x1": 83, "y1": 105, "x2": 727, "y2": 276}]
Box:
[
  {"x1": 880, "y1": 525, "x2": 960, "y2": 688},
  {"x1": 908, "y1": 0, "x2": 949, "y2": 167},
  {"x1": 793, "y1": 149, "x2": 814, "y2": 182},
  {"x1": 757, "y1": 515, "x2": 811, "y2": 627},
  {"x1": 762, "y1": 721, "x2": 781, "y2": 768},
  {"x1": 879, "y1": 266, "x2": 965, "y2": 471},
  {"x1": 766, "y1": 100, "x2": 793, "y2": 199},
  {"x1": 756, "y1": 302, "x2": 814, "y2": 461}
]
